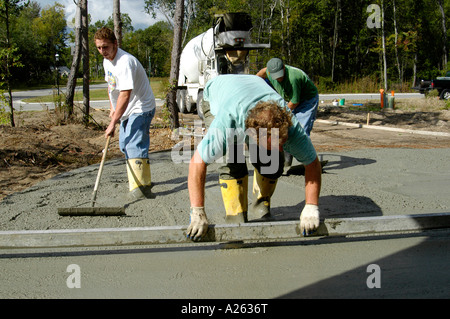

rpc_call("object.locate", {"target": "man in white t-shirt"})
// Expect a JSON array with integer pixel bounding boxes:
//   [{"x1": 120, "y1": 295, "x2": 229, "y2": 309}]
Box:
[{"x1": 94, "y1": 27, "x2": 156, "y2": 199}]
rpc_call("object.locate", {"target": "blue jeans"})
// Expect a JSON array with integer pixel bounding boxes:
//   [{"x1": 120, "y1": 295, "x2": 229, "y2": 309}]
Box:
[
  {"x1": 119, "y1": 109, "x2": 155, "y2": 159},
  {"x1": 291, "y1": 94, "x2": 319, "y2": 136}
]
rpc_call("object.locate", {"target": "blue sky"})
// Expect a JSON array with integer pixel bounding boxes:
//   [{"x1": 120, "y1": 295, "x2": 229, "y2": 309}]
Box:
[{"x1": 34, "y1": 0, "x2": 162, "y2": 30}]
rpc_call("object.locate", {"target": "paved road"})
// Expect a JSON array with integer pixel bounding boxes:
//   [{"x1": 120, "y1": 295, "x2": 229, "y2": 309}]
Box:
[
  {"x1": 4, "y1": 84, "x2": 162, "y2": 111},
  {"x1": 5, "y1": 84, "x2": 108, "y2": 111},
  {"x1": 0, "y1": 229, "x2": 449, "y2": 300},
  {"x1": 4, "y1": 87, "x2": 423, "y2": 112}
]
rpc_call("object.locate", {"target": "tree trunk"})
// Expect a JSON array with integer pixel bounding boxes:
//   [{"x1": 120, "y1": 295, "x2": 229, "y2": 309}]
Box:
[
  {"x1": 4, "y1": 1, "x2": 14, "y2": 127},
  {"x1": 285, "y1": 0, "x2": 291, "y2": 63},
  {"x1": 331, "y1": 0, "x2": 341, "y2": 82},
  {"x1": 381, "y1": 0, "x2": 388, "y2": 91},
  {"x1": 113, "y1": 0, "x2": 122, "y2": 47},
  {"x1": 279, "y1": 0, "x2": 286, "y2": 59},
  {"x1": 182, "y1": 0, "x2": 193, "y2": 47},
  {"x1": 393, "y1": 0, "x2": 401, "y2": 83},
  {"x1": 437, "y1": 0, "x2": 448, "y2": 69},
  {"x1": 81, "y1": 0, "x2": 90, "y2": 125},
  {"x1": 412, "y1": 52, "x2": 417, "y2": 87},
  {"x1": 166, "y1": 0, "x2": 184, "y2": 130},
  {"x1": 65, "y1": 2, "x2": 81, "y2": 120}
]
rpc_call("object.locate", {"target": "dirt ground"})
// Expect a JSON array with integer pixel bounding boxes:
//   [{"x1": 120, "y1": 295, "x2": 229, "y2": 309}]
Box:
[
  {"x1": 0, "y1": 108, "x2": 176, "y2": 200},
  {"x1": 1, "y1": 99, "x2": 449, "y2": 201}
]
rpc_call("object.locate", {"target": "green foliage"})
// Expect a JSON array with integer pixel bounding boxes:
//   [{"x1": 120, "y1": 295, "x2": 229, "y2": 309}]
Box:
[
  {"x1": 0, "y1": 104, "x2": 10, "y2": 125},
  {"x1": 445, "y1": 99, "x2": 450, "y2": 110},
  {"x1": 121, "y1": 21, "x2": 173, "y2": 77},
  {"x1": 0, "y1": 87, "x2": 11, "y2": 124},
  {"x1": 1, "y1": 1, "x2": 67, "y2": 86},
  {"x1": 2, "y1": 0, "x2": 450, "y2": 92}
]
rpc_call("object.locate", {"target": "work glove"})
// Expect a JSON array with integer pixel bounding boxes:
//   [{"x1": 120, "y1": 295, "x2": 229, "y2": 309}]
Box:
[
  {"x1": 300, "y1": 204, "x2": 320, "y2": 236},
  {"x1": 187, "y1": 207, "x2": 209, "y2": 241}
]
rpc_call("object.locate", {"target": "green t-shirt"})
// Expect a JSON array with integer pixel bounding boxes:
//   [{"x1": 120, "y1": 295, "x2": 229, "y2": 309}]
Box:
[
  {"x1": 197, "y1": 74, "x2": 317, "y2": 166},
  {"x1": 267, "y1": 65, "x2": 318, "y2": 103}
]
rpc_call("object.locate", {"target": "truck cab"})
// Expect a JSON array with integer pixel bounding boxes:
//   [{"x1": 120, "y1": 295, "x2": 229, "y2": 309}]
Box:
[
  {"x1": 432, "y1": 71, "x2": 450, "y2": 100},
  {"x1": 414, "y1": 71, "x2": 450, "y2": 100}
]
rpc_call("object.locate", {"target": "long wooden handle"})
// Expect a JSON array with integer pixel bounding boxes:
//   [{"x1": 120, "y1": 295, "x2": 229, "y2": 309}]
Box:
[{"x1": 91, "y1": 136, "x2": 111, "y2": 207}]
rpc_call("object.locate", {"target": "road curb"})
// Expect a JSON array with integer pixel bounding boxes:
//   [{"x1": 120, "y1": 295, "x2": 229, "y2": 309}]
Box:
[
  {"x1": 316, "y1": 119, "x2": 450, "y2": 137},
  {"x1": 1, "y1": 213, "x2": 449, "y2": 248}
]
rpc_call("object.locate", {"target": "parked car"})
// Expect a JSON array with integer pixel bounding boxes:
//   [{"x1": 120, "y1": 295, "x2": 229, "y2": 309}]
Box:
[{"x1": 413, "y1": 71, "x2": 450, "y2": 100}]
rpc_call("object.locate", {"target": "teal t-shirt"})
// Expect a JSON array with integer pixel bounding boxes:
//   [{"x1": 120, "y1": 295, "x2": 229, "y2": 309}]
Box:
[
  {"x1": 267, "y1": 65, "x2": 318, "y2": 103},
  {"x1": 197, "y1": 74, "x2": 317, "y2": 165}
]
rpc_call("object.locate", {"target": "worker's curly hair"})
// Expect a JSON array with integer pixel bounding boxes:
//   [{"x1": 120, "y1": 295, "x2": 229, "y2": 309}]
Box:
[
  {"x1": 245, "y1": 100, "x2": 292, "y2": 145},
  {"x1": 94, "y1": 27, "x2": 117, "y2": 43}
]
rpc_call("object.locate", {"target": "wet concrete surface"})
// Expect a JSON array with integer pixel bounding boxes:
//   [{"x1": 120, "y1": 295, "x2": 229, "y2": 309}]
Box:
[
  {"x1": 0, "y1": 148, "x2": 449, "y2": 231},
  {"x1": 1, "y1": 147, "x2": 449, "y2": 299},
  {"x1": 1, "y1": 229, "x2": 449, "y2": 299},
  {"x1": 0, "y1": 149, "x2": 450, "y2": 230}
]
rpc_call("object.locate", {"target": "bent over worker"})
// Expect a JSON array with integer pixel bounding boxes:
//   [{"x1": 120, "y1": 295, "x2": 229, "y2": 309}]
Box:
[
  {"x1": 95, "y1": 27, "x2": 156, "y2": 199},
  {"x1": 187, "y1": 74, "x2": 322, "y2": 241}
]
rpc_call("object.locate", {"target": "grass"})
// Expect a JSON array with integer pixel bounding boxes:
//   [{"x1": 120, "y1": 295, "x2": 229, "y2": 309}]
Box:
[
  {"x1": 322, "y1": 95, "x2": 449, "y2": 113},
  {"x1": 315, "y1": 76, "x2": 417, "y2": 94}
]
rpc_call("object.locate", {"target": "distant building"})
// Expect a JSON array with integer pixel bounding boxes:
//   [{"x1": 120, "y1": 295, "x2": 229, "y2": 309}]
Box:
[{"x1": 50, "y1": 66, "x2": 71, "y2": 77}]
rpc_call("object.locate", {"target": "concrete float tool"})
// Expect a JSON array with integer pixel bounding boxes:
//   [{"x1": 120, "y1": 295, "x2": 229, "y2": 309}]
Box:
[{"x1": 57, "y1": 136, "x2": 126, "y2": 216}]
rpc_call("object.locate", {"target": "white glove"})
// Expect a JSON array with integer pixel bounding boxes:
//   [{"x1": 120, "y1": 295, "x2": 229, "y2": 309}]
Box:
[
  {"x1": 300, "y1": 204, "x2": 320, "y2": 236},
  {"x1": 187, "y1": 207, "x2": 209, "y2": 241}
]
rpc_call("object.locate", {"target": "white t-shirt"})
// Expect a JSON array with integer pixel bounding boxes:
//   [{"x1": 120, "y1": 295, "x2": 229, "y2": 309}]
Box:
[{"x1": 103, "y1": 48, "x2": 156, "y2": 121}]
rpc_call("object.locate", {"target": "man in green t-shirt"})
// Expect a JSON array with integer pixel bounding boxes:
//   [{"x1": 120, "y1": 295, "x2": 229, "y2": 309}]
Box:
[{"x1": 257, "y1": 58, "x2": 319, "y2": 166}]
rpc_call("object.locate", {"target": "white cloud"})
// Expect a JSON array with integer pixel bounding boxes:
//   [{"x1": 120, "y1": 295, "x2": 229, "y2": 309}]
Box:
[{"x1": 35, "y1": 0, "x2": 162, "y2": 30}]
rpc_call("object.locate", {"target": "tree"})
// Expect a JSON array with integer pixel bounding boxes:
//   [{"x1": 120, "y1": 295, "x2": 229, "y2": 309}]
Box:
[
  {"x1": 30, "y1": 2, "x2": 67, "y2": 81},
  {"x1": 122, "y1": 21, "x2": 172, "y2": 77},
  {"x1": 331, "y1": 0, "x2": 341, "y2": 82},
  {"x1": 65, "y1": 1, "x2": 81, "y2": 119},
  {"x1": 9, "y1": 1, "x2": 39, "y2": 83},
  {"x1": 3, "y1": 0, "x2": 449, "y2": 97},
  {"x1": 166, "y1": 0, "x2": 183, "y2": 129},
  {"x1": 381, "y1": 0, "x2": 387, "y2": 91},
  {"x1": 437, "y1": 0, "x2": 448, "y2": 69},
  {"x1": 144, "y1": 0, "x2": 176, "y2": 28},
  {"x1": 0, "y1": 0, "x2": 29, "y2": 127},
  {"x1": 113, "y1": 0, "x2": 122, "y2": 47},
  {"x1": 81, "y1": 0, "x2": 89, "y2": 125}
]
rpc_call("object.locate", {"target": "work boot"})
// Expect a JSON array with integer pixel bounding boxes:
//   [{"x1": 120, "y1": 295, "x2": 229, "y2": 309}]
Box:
[
  {"x1": 219, "y1": 176, "x2": 248, "y2": 224},
  {"x1": 126, "y1": 158, "x2": 154, "y2": 200},
  {"x1": 249, "y1": 169, "x2": 277, "y2": 220}
]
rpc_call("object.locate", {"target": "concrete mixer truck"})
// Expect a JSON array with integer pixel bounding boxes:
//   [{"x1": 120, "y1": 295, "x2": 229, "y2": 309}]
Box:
[{"x1": 177, "y1": 12, "x2": 270, "y2": 119}]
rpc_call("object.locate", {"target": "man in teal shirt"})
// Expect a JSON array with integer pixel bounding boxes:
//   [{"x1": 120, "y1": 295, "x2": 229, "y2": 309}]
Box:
[
  {"x1": 187, "y1": 74, "x2": 322, "y2": 241},
  {"x1": 257, "y1": 58, "x2": 319, "y2": 165}
]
